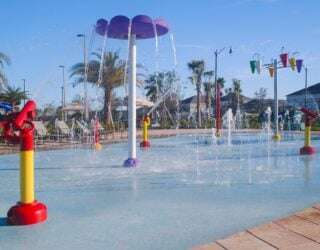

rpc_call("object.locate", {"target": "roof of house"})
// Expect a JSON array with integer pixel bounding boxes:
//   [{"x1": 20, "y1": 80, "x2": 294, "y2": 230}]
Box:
[
  {"x1": 181, "y1": 93, "x2": 251, "y2": 105},
  {"x1": 221, "y1": 92, "x2": 251, "y2": 102},
  {"x1": 287, "y1": 82, "x2": 320, "y2": 97},
  {"x1": 61, "y1": 103, "x2": 85, "y2": 112},
  {"x1": 181, "y1": 95, "x2": 206, "y2": 105},
  {"x1": 242, "y1": 98, "x2": 288, "y2": 113}
]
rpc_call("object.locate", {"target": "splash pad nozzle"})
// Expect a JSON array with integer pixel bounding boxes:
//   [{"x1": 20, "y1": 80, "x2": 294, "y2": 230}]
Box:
[
  {"x1": 300, "y1": 108, "x2": 318, "y2": 155},
  {"x1": 0, "y1": 100, "x2": 47, "y2": 225},
  {"x1": 140, "y1": 115, "x2": 151, "y2": 148}
]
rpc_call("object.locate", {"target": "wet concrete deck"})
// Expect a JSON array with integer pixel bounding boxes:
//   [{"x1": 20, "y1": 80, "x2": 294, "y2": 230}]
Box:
[{"x1": 194, "y1": 204, "x2": 320, "y2": 249}]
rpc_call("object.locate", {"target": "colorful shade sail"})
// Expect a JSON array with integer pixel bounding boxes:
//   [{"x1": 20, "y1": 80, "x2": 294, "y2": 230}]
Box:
[
  {"x1": 268, "y1": 67, "x2": 274, "y2": 77},
  {"x1": 280, "y1": 53, "x2": 288, "y2": 67},
  {"x1": 250, "y1": 60, "x2": 256, "y2": 74},
  {"x1": 296, "y1": 59, "x2": 303, "y2": 73},
  {"x1": 289, "y1": 57, "x2": 296, "y2": 71},
  {"x1": 256, "y1": 60, "x2": 262, "y2": 74}
]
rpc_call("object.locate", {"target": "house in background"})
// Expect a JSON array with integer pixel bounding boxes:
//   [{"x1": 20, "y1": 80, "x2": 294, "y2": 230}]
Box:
[
  {"x1": 180, "y1": 93, "x2": 258, "y2": 121},
  {"x1": 221, "y1": 93, "x2": 251, "y2": 114},
  {"x1": 180, "y1": 95, "x2": 207, "y2": 121},
  {"x1": 286, "y1": 82, "x2": 320, "y2": 110},
  {"x1": 177, "y1": 91, "x2": 296, "y2": 126},
  {"x1": 242, "y1": 99, "x2": 288, "y2": 114}
]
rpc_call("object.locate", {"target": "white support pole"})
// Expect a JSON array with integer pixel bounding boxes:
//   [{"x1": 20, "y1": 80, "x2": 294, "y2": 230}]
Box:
[
  {"x1": 83, "y1": 36, "x2": 89, "y2": 121},
  {"x1": 273, "y1": 59, "x2": 280, "y2": 141},
  {"x1": 304, "y1": 67, "x2": 308, "y2": 107},
  {"x1": 128, "y1": 34, "x2": 137, "y2": 161},
  {"x1": 227, "y1": 108, "x2": 232, "y2": 146}
]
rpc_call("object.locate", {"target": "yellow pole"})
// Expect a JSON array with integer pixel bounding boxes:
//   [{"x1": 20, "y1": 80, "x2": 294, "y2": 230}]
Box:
[
  {"x1": 142, "y1": 116, "x2": 150, "y2": 142},
  {"x1": 305, "y1": 126, "x2": 311, "y2": 147},
  {"x1": 143, "y1": 121, "x2": 148, "y2": 141},
  {"x1": 20, "y1": 150, "x2": 35, "y2": 204}
]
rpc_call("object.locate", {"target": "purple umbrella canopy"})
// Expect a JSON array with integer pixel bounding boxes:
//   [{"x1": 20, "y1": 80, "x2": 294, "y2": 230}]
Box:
[
  {"x1": 95, "y1": 15, "x2": 169, "y2": 39},
  {"x1": 95, "y1": 18, "x2": 108, "y2": 36}
]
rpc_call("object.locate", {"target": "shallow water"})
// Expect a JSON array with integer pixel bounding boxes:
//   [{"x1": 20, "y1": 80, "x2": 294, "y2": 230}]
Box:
[{"x1": 0, "y1": 132, "x2": 320, "y2": 250}]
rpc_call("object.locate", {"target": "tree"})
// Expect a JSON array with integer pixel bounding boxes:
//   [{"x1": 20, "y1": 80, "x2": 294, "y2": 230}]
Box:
[
  {"x1": 224, "y1": 79, "x2": 243, "y2": 111},
  {"x1": 187, "y1": 60, "x2": 205, "y2": 127},
  {"x1": 0, "y1": 85, "x2": 28, "y2": 106},
  {"x1": 144, "y1": 70, "x2": 178, "y2": 126},
  {"x1": 38, "y1": 102, "x2": 57, "y2": 118},
  {"x1": 145, "y1": 72, "x2": 166, "y2": 102},
  {"x1": 231, "y1": 78, "x2": 242, "y2": 111},
  {"x1": 0, "y1": 52, "x2": 10, "y2": 92},
  {"x1": 254, "y1": 87, "x2": 267, "y2": 100},
  {"x1": 70, "y1": 51, "x2": 125, "y2": 126},
  {"x1": 217, "y1": 77, "x2": 225, "y2": 89},
  {"x1": 203, "y1": 70, "x2": 214, "y2": 118},
  {"x1": 232, "y1": 78, "x2": 241, "y2": 95},
  {"x1": 255, "y1": 87, "x2": 267, "y2": 113},
  {"x1": 216, "y1": 77, "x2": 226, "y2": 98}
]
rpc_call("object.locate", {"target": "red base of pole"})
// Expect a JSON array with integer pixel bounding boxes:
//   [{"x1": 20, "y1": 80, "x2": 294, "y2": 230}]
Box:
[
  {"x1": 140, "y1": 141, "x2": 151, "y2": 148},
  {"x1": 7, "y1": 201, "x2": 47, "y2": 225},
  {"x1": 300, "y1": 146, "x2": 316, "y2": 155}
]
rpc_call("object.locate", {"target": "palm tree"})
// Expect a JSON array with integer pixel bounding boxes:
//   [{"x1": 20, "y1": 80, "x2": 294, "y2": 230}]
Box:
[
  {"x1": 0, "y1": 85, "x2": 28, "y2": 106},
  {"x1": 231, "y1": 78, "x2": 242, "y2": 111},
  {"x1": 187, "y1": 60, "x2": 205, "y2": 127},
  {"x1": 144, "y1": 71, "x2": 178, "y2": 126},
  {"x1": 203, "y1": 70, "x2": 214, "y2": 119},
  {"x1": 145, "y1": 71, "x2": 177, "y2": 100},
  {"x1": 145, "y1": 72, "x2": 165, "y2": 102},
  {"x1": 254, "y1": 87, "x2": 267, "y2": 113},
  {"x1": 217, "y1": 77, "x2": 225, "y2": 90},
  {"x1": 70, "y1": 51, "x2": 125, "y2": 126},
  {"x1": 0, "y1": 52, "x2": 11, "y2": 92},
  {"x1": 216, "y1": 77, "x2": 226, "y2": 101}
]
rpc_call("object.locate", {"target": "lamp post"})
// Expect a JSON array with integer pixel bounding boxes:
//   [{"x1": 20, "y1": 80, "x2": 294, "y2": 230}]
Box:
[
  {"x1": 21, "y1": 78, "x2": 26, "y2": 105},
  {"x1": 214, "y1": 47, "x2": 232, "y2": 137},
  {"x1": 305, "y1": 67, "x2": 308, "y2": 107},
  {"x1": 77, "y1": 34, "x2": 89, "y2": 121},
  {"x1": 301, "y1": 65, "x2": 308, "y2": 107},
  {"x1": 59, "y1": 65, "x2": 66, "y2": 121}
]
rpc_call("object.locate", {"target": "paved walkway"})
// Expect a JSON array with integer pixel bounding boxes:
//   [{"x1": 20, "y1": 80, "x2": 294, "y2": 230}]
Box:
[{"x1": 194, "y1": 204, "x2": 320, "y2": 249}]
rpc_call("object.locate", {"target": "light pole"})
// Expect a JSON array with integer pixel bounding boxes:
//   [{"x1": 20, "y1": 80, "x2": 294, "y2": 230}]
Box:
[
  {"x1": 77, "y1": 33, "x2": 89, "y2": 121},
  {"x1": 59, "y1": 65, "x2": 66, "y2": 121},
  {"x1": 302, "y1": 65, "x2": 308, "y2": 107},
  {"x1": 21, "y1": 78, "x2": 26, "y2": 105},
  {"x1": 214, "y1": 46, "x2": 232, "y2": 137}
]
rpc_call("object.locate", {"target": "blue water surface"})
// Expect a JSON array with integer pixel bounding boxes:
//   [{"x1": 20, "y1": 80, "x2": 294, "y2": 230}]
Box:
[{"x1": 0, "y1": 132, "x2": 319, "y2": 250}]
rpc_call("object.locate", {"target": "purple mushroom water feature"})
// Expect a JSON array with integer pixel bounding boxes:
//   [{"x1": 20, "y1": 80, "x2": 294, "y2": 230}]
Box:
[{"x1": 95, "y1": 15, "x2": 169, "y2": 167}]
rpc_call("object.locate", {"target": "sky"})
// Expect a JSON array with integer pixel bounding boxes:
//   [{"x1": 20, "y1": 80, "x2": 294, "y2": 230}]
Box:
[{"x1": 1, "y1": 0, "x2": 320, "y2": 108}]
